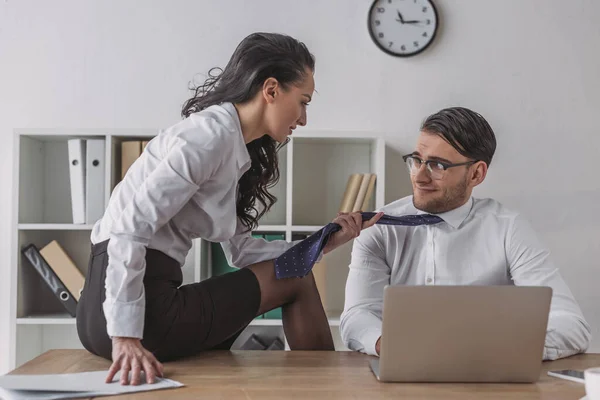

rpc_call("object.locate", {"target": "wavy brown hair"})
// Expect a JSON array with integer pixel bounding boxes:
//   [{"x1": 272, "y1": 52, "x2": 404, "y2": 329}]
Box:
[{"x1": 181, "y1": 33, "x2": 315, "y2": 231}]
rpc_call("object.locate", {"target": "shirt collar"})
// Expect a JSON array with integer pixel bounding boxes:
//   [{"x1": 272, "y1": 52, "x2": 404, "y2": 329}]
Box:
[
  {"x1": 414, "y1": 196, "x2": 474, "y2": 229},
  {"x1": 220, "y1": 102, "x2": 251, "y2": 172}
]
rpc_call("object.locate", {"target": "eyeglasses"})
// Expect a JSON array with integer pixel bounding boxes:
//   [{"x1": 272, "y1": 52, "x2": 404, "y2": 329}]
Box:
[{"x1": 402, "y1": 154, "x2": 478, "y2": 180}]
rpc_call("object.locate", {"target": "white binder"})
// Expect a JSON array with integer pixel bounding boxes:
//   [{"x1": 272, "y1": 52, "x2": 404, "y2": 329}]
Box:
[
  {"x1": 67, "y1": 139, "x2": 86, "y2": 224},
  {"x1": 85, "y1": 139, "x2": 105, "y2": 224}
]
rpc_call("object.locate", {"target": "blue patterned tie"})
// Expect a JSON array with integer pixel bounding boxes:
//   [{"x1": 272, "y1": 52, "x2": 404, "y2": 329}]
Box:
[{"x1": 274, "y1": 212, "x2": 443, "y2": 279}]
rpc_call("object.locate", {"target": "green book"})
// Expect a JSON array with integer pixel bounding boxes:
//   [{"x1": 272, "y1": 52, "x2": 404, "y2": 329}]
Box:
[
  {"x1": 264, "y1": 307, "x2": 283, "y2": 319},
  {"x1": 264, "y1": 233, "x2": 285, "y2": 242},
  {"x1": 210, "y1": 242, "x2": 237, "y2": 277},
  {"x1": 211, "y1": 233, "x2": 264, "y2": 276}
]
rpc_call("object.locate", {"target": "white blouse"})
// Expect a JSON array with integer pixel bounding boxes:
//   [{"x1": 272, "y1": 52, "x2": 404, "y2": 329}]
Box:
[{"x1": 91, "y1": 102, "x2": 296, "y2": 339}]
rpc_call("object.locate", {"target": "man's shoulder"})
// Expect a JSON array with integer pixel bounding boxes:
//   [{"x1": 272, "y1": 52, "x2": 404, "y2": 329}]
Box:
[{"x1": 470, "y1": 197, "x2": 522, "y2": 222}]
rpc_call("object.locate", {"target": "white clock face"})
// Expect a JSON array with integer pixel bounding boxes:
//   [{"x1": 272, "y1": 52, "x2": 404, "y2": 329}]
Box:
[{"x1": 368, "y1": 0, "x2": 438, "y2": 57}]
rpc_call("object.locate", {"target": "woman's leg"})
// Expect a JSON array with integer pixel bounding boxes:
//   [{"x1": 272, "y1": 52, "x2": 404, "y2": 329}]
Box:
[
  {"x1": 246, "y1": 260, "x2": 334, "y2": 350},
  {"x1": 78, "y1": 241, "x2": 334, "y2": 362}
]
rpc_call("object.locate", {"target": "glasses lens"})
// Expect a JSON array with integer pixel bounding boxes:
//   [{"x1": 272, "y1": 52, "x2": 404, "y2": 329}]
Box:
[
  {"x1": 428, "y1": 162, "x2": 445, "y2": 180},
  {"x1": 405, "y1": 157, "x2": 418, "y2": 174}
]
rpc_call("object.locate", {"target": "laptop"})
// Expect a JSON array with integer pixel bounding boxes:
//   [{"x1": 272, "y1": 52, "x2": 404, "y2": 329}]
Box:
[{"x1": 370, "y1": 285, "x2": 552, "y2": 383}]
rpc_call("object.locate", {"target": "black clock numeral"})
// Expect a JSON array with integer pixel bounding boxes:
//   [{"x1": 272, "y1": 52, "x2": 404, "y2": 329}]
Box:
[
  {"x1": 422, "y1": 31, "x2": 428, "y2": 37},
  {"x1": 422, "y1": 6, "x2": 427, "y2": 12},
  {"x1": 377, "y1": 7, "x2": 385, "y2": 13},
  {"x1": 387, "y1": 0, "x2": 392, "y2": 3},
  {"x1": 426, "y1": 19, "x2": 431, "y2": 25},
  {"x1": 378, "y1": 32, "x2": 384, "y2": 38},
  {"x1": 401, "y1": 44, "x2": 406, "y2": 51},
  {"x1": 414, "y1": 41, "x2": 419, "y2": 47},
  {"x1": 388, "y1": 41, "x2": 394, "y2": 48},
  {"x1": 375, "y1": 20, "x2": 381, "y2": 26}
]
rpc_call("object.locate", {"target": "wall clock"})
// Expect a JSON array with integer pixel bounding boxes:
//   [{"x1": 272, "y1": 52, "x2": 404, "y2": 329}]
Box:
[{"x1": 368, "y1": 0, "x2": 439, "y2": 57}]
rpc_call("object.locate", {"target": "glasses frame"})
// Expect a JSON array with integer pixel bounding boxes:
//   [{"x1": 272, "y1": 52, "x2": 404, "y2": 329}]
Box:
[{"x1": 402, "y1": 154, "x2": 478, "y2": 179}]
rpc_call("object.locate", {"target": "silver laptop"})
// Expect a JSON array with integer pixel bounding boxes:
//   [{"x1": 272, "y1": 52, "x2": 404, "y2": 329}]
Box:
[{"x1": 370, "y1": 285, "x2": 552, "y2": 383}]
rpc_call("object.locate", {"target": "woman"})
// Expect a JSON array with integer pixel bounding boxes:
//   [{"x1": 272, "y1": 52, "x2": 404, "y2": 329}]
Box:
[{"x1": 76, "y1": 32, "x2": 382, "y2": 386}]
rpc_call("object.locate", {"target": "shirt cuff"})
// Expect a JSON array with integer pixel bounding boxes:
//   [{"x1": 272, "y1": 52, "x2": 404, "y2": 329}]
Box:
[
  {"x1": 362, "y1": 327, "x2": 383, "y2": 357},
  {"x1": 543, "y1": 346, "x2": 578, "y2": 361},
  {"x1": 103, "y1": 297, "x2": 145, "y2": 339}
]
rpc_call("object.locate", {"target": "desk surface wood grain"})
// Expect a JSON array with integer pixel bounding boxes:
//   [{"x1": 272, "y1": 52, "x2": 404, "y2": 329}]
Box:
[{"x1": 9, "y1": 350, "x2": 598, "y2": 399}]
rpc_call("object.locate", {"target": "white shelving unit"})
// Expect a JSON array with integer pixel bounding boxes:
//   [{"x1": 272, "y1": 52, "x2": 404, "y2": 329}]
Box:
[{"x1": 9, "y1": 129, "x2": 385, "y2": 369}]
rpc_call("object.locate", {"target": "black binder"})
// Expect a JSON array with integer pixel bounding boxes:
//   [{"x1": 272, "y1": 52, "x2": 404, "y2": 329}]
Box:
[{"x1": 21, "y1": 244, "x2": 78, "y2": 317}]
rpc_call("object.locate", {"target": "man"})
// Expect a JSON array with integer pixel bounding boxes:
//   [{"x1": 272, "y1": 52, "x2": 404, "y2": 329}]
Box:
[{"x1": 340, "y1": 107, "x2": 591, "y2": 360}]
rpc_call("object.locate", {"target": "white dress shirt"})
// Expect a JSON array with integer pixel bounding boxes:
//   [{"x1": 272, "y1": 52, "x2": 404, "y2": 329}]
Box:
[
  {"x1": 340, "y1": 196, "x2": 591, "y2": 360},
  {"x1": 91, "y1": 102, "x2": 297, "y2": 339}
]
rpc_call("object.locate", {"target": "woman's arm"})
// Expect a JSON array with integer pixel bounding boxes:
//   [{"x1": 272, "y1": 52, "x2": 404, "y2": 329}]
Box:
[{"x1": 105, "y1": 124, "x2": 226, "y2": 339}]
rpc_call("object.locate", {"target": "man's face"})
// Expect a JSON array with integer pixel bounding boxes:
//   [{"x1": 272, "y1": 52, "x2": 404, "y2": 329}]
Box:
[{"x1": 408, "y1": 132, "x2": 476, "y2": 214}]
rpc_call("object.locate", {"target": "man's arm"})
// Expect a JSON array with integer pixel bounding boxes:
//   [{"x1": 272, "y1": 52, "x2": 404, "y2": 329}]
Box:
[
  {"x1": 507, "y1": 214, "x2": 591, "y2": 360},
  {"x1": 340, "y1": 226, "x2": 390, "y2": 356}
]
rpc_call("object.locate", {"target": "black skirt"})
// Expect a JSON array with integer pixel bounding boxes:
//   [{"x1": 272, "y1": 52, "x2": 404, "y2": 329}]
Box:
[{"x1": 76, "y1": 239, "x2": 261, "y2": 361}]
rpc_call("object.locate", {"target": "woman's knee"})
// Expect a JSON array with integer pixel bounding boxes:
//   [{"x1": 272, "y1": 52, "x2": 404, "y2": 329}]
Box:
[
  {"x1": 293, "y1": 271, "x2": 318, "y2": 297},
  {"x1": 246, "y1": 260, "x2": 317, "y2": 306}
]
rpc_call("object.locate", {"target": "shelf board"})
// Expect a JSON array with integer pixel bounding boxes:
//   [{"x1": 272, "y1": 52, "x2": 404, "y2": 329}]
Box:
[
  {"x1": 291, "y1": 131, "x2": 379, "y2": 142},
  {"x1": 18, "y1": 223, "x2": 285, "y2": 232},
  {"x1": 16, "y1": 316, "x2": 342, "y2": 326},
  {"x1": 291, "y1": 225, "x2": 323, "y2": 232},
  {"x1": 250, "y1": 319, "x2": 284, "y2": 326},
  {"x1": 17, "y1": 314, "x2": 76, "y2": 325},
  {"x1": 251, "y1": 315, "x2": 341, "y2": 327},
  {"x1": 255, "y1": 225, "x2": 287, "y2": 232},
  {"x1": 15, "y1": 128, "x2": 156, "y2": 137},
  {"x1": 18, "y1": 223, "x2": 95, "y2": 230}
]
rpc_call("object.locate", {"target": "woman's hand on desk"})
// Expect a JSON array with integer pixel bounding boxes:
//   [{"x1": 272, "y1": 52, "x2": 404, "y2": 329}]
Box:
[
  {"x1": 323, "y1": 212, "x2": 383, "y2": 254},
  {"x1": 376, "y1": 337, "x2": 381, "y2": 355},
  {"x1": 106, "y1": 337, "x2": 164, "y2": 385}
]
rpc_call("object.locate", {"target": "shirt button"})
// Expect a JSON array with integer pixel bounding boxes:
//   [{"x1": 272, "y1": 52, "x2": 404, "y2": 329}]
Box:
[{"x1": 426, "y1": 277, "x2": 433, "y2": 284}]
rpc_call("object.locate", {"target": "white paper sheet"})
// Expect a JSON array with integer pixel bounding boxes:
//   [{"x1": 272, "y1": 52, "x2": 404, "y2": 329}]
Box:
[
  {"x1": 0, "y1": 388, "x2": 101, "y2": 400},
  {"x1": 0, "y1": 370, "x2": 184, "y2": 400}
]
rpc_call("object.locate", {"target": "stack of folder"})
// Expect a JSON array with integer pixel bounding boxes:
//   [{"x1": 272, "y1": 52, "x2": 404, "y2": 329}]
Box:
[
  {"x1": 21, "y1": 240, "x2": 85, "y2": 317},
  {"x1": 67, "y1": 139, "x2": 105, "y2": 225}
]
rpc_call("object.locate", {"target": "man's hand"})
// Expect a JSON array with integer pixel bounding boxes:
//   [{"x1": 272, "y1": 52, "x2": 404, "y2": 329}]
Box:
[
  {"x1": 323, "y1": 212, "x2": 383, "y2": 254},
  {"x1": 106, "y1": 337, "x2": 164, "y2": 386},
  {"x1": 376, "y1": 337, "x2": 382, "y2": 355}
]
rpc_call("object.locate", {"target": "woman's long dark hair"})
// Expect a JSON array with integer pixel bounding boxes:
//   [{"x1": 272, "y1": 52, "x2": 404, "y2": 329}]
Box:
[{"x1": 181, "y1": 32, "x2": 315, "y2": 232}]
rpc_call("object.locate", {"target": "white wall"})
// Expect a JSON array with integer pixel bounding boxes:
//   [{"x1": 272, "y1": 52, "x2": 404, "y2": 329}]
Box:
[{"x1": 1, "y1": 0, "x2": 598, "y2": 373}]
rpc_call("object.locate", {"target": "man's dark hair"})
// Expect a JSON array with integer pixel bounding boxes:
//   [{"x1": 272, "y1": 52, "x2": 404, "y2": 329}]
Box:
[{"x1": 421, "y1": 107, "x2": 497, "y2": 166}]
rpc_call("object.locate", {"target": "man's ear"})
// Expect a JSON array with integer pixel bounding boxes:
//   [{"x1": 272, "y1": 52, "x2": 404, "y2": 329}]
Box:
[
  {"x1": 262, "y1": 77, "x2": 279, "y2": 104},
  {"x1": 470, "y1": 161, "x2": 488, "y2": 187}
]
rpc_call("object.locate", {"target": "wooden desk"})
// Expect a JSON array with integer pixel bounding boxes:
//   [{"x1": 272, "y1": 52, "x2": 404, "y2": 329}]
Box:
[{"x1": 10, "y1": 350, "x2": 598, "y2": 399}]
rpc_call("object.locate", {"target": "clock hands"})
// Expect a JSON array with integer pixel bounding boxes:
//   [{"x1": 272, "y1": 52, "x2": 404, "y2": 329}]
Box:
[
  {"x1": 395, "y1": 10, "x2": 424, "y2": 25},
  {"x1": 395, "y1": 10, "x2": 405, "y2": 23}
]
